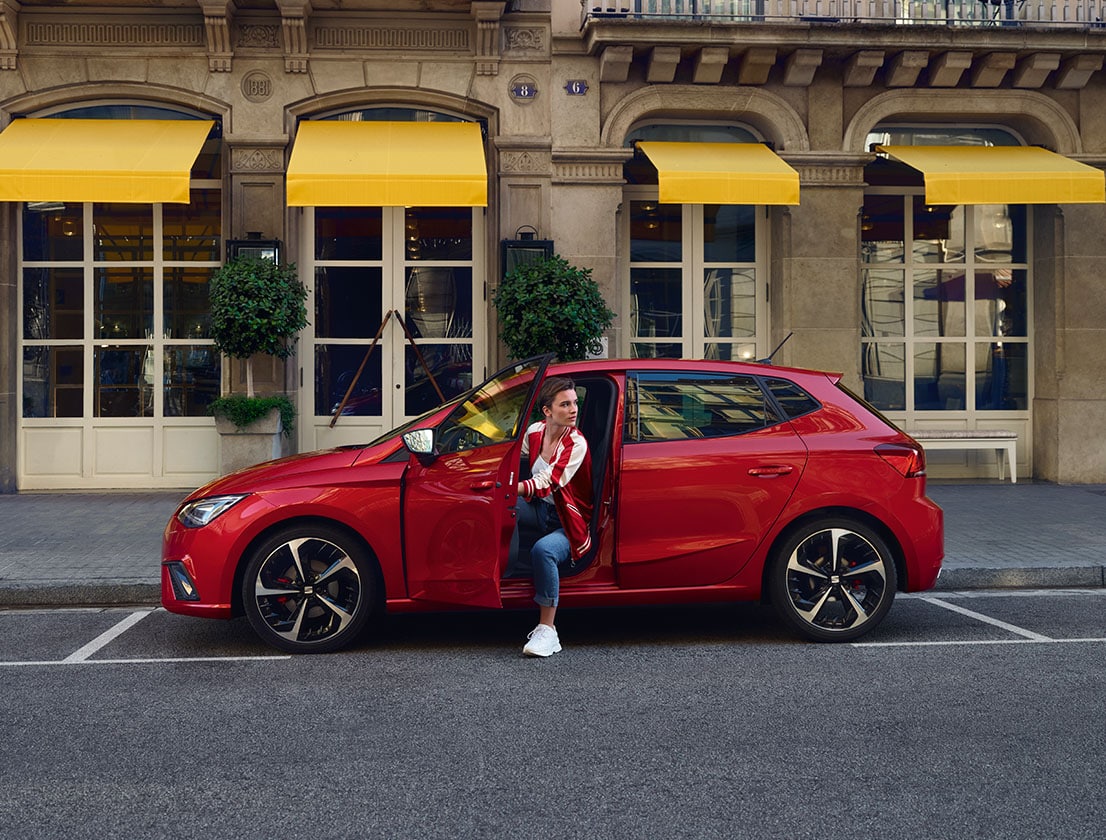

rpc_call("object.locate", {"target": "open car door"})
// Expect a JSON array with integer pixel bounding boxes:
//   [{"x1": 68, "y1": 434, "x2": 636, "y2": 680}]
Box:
[{"x1": 402, "y1": 356, "x2": 551, "y2": 608}]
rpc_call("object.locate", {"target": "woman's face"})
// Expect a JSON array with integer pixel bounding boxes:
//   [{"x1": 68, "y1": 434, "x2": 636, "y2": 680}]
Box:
[{"x1": 543, "y1": 389, "x2": 579, "y2": 428}]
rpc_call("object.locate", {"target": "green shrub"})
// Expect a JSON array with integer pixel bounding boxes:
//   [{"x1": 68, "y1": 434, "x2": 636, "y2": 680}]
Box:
[
  {"x1": 209, "y1": 394, "x2": 295, "y2": 438},
  {"x1": 493, "y1": 255, "x2": 615, "y2": 361},
  {"x1": 210, "y1": 256, "x2": 308, "y2": 398}
]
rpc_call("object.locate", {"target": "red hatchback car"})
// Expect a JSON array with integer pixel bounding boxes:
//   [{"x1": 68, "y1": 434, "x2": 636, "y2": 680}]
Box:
[{"x1": 162, "y1": 355, "x2": 943, "y2": 653}]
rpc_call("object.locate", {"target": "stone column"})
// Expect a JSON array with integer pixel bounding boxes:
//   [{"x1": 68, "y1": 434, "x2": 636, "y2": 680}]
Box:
[
  {"x1": 550, "y1": 147, "x2": 632, "y2": 356},
  {"x1": 0, "y1": 202, "x2": 15, "y2": 492},
  {"x1": 773, "y1": 155, "x2": 869, "y2": 388},
  {"x1": 1034, "y1": 195, "x2": 1106, "y2": 482}
]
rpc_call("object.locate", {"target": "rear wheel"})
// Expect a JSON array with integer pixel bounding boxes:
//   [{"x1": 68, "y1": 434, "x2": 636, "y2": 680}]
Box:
[
  {"x1": 241, "y1": 523, "x2": 379, "y2": 654},
  {"x1": 769, "y1": 517, "x2": 897, "y2": 642}
]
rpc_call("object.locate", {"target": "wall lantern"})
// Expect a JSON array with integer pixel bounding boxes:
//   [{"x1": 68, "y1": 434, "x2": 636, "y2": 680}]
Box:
[
  {"x1": 227, "y1": 233, "x2": 282, "y2": 262},
  {"x1": 501, "y1": 225, "x2": 554, "y2": 277}
]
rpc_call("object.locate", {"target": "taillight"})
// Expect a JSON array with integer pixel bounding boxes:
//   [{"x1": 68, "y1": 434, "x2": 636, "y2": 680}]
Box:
[{"x1": 875, "y1": 442, "x2": 926, "y2": 478}]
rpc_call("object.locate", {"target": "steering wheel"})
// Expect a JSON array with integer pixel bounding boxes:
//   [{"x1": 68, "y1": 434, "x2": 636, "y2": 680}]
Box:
[{"x1": 437, "y1": 424, "x2": 492, "y2": 453}]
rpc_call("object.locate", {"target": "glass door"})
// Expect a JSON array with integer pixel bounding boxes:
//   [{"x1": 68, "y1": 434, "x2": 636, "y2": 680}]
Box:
[
  {"x1": 302, "y1": 205, "x2": 485, "y2": 450},
  {"x1": 623, "y1": 188, "x2": 768, "y2": 360}
]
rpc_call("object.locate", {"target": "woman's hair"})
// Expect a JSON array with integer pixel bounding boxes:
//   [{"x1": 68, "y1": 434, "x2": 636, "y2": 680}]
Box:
[{"x1": 537, "y1": 376, "x2": 576, "y2": 412}]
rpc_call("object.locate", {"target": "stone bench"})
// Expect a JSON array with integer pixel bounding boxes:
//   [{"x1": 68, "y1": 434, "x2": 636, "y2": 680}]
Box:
[{"x1": 908, "y1": 429, "x2": 1018, "y2": 483}]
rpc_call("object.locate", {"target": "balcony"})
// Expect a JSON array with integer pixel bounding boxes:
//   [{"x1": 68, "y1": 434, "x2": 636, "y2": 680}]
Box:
[
  {"x1": 583, "y1": 0, "x2": 1106, "y2": 27},
  {"x1": 579, "y1": 0, "x2": 1106, "y2": 90}
]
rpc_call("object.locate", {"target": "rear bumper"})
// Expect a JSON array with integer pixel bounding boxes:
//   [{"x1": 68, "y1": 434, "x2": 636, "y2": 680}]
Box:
[{"x1": 901, "y1": 494, "x2": 944, "y2": 591}]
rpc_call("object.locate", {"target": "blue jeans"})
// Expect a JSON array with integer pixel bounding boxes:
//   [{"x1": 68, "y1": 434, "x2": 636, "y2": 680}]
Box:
[{"x1": 518, "y1": 499, "x2": 571, "y2": 608}]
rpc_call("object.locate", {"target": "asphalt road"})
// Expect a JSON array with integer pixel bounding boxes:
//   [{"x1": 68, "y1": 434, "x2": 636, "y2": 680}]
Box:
[{"x1": 2, "y1": 591, "x2": 1105, "y2": 839}]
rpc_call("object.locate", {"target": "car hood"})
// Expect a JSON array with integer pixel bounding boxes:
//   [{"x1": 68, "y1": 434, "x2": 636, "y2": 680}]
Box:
[{"x1": 184, "y1": 443, "x2": 397, "y2": 500}]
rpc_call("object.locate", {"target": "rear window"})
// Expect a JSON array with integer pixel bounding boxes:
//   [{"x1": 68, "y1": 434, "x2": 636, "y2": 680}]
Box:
[{"x1": 625, "y1": 372, "x2": 781, "y2": 442}]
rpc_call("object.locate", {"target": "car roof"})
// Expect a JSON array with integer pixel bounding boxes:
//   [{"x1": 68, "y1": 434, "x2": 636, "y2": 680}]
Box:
[{"x1": 543, "y1": 357, "x2": 842, "y2": 383}]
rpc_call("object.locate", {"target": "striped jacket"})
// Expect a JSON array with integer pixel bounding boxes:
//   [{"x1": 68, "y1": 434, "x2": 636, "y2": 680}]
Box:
[{"x1": 518, "y1": 421, "x2": 594, "y2": 561}]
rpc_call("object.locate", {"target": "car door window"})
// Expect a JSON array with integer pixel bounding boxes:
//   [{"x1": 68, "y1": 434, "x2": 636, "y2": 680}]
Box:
[
  {"x1": 625, "y1": 372, "x2": 781, "y2": 442},
  {"x1": 436, "y1": 363, "x2": 538, "y2": 454}
]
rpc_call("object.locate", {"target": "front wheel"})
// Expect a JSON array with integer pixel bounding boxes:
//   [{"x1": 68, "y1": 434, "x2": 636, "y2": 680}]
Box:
[
  {"x1": 241, "y1": 523, "x2": 380, "y2": 654},
  {"x1": 768, "y1": 517, "x2": 897, "y2": 642}
]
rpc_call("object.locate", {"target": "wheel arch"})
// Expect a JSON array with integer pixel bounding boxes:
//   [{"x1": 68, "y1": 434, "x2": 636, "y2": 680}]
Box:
[
  {"x1": 230, "y1": 515, "x2": 386, "y2": 617},
  {"x1": 759, "y1": 506, "x2": 908, "y2": 605}
]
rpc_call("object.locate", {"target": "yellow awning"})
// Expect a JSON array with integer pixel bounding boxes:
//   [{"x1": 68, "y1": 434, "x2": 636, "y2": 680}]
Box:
[
  {"x1": 0, "y1": 118, "x2": 213, "y2": 204},
  {"x1": 286, "y1": 120, "x2": 488, "y2": 207},
  {"x1": 636, "y1": 141, "x2": 800, "y2": 205},
  {"x1": 877, "y1": 145, "x2": 1106, "y2": 204}
]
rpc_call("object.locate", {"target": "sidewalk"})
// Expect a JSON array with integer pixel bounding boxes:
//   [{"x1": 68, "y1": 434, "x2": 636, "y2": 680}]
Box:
[{"x1": 1, "y1": 481, "x2": 1105, "y2": 607}]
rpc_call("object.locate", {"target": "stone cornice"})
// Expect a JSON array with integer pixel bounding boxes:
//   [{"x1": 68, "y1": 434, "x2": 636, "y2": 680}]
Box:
[
  {"x1": 552, "y1": 147, "x2": 633, "y2": 185},
  {"x1": 783, "y1": 153, "x2": 871, "y2": 187}
]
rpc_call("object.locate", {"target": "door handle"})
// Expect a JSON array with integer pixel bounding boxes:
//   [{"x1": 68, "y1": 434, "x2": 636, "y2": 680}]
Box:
[
  {"x1": 470, "y1": 480, "x2": 499, "y2": 491},
  {"x1": 748, "y1": 465, "x2": 794, "y2": 478}
]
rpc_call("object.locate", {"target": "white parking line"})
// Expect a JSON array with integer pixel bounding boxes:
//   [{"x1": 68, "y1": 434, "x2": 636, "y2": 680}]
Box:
[
  {"x1": 0, "y1": 655, "x2": 291, "y2": 667},
  {"x1": 61, "y1": 608, "x2": 155, "y2": 663},
  {"x1": 918, "y1": 595, "x2": 1053, "y2": 641},
  {"x1": 856, "y1": 637, "x2": 1106, "y2": 648}
]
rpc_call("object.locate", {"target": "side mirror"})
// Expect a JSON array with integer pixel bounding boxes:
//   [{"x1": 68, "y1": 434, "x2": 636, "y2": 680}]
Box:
[{"x1": 402, "y1": 429, "x2": 438, "y2": 465}]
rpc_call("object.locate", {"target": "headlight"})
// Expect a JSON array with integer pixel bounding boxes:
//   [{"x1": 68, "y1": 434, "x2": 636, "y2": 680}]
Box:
[{"x1": 177, "y1": 494, "x2": 248, "y2": 528}]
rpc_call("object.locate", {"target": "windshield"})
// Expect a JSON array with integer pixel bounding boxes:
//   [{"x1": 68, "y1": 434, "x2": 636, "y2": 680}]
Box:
[{"x1": 362, "y1": 394, "x2": 466, "y2": 449}]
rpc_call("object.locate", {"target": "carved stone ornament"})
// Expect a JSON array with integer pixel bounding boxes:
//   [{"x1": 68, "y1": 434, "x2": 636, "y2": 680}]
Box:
[
  {"x1": 504, "y1": 27, "x2": 544, "y2": 53},
  {"x1": 231, "y1": 146, "x2": 284, "y2": 173},
  {"x1": 241, "y1": 70, "x2": 274, "y2": 103},
  {"x1": 238, "y1": 24, "x2": 281, "y2": 49}
]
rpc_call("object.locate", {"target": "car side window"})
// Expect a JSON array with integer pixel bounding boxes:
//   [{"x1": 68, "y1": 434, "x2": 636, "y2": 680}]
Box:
[
  {"x1": 624, "y1": 372, "x2": 781, "y2": 442},
  {"x1": 436, "y1": 367, "x2": 537, "y2": 454},
  {"x1": 764, "y1": 378, "x2": 821, "y2": 419}
]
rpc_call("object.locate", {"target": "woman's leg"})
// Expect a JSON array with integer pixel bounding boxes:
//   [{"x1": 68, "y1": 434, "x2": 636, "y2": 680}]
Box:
[{"x1": 530, "y1": 527, "x2": 570, "y2": 617}]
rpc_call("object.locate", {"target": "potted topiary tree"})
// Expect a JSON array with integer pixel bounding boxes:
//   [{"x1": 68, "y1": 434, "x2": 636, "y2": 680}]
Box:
[
  {"x1": 492, "y1": 254, "x2": 615, "y2": 361},
  {"x1": 208, "y1": 256, "x2": 308, "y2": 473}
]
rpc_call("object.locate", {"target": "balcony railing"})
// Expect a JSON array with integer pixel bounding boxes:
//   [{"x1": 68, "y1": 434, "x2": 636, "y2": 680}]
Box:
[{"x1": 583, "y1": 0, "x2": 1106, "y2": 27}]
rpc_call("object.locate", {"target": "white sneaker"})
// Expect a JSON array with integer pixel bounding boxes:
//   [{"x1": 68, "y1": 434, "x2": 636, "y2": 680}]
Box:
[{"x1": 523, "y1": 624, "x2": 562, "y2": 657}]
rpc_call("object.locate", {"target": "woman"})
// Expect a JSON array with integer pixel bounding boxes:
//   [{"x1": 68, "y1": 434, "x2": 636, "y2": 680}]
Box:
[{"x1": 516, "y1": 376, "x2": 593, "y2": 657}]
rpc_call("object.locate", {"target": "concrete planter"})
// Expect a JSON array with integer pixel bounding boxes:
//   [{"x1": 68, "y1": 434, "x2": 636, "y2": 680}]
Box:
[{"x1": 214, "y1": 407, "x2": 283, "y2": 475}]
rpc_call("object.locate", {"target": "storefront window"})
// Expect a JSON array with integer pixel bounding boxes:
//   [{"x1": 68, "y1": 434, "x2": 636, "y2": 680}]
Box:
[
  {"x1": 624, "y1": 122, "x2": 766, "y2": 362},
  {"x1": 19, "y1": 108, "x2": 222, "y2": 422},
  {"x1": 860, "y1": 127, "x2": 1029, "y2": 416}
]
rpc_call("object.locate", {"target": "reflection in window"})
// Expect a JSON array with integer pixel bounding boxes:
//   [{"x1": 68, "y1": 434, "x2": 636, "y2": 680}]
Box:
[
  {"x1": 94, "y1": 203, "x2": 153, "y2": 261},
  {"x1": 405, "y1": 344, "x2": 473, "y2": 416},
  {"x1": 631, "y1": 268, "x2": 682, "y2": 343},
  {"x1": 405, "y1": 267, "x2": 473, "y2": 340},
  {"x1": 164, "y1": 189, "x2": 220, "y2": 261},
  {"x1": 318, "y1": 344, "x2": 382, "y2": 417},
  {"x1": 96, "y1": 268, "x2": 153, "y2": 339},
  {"x1": 22, "y1": 203, "x2": 83, "y2": 261},
  {"x1": 22, "y1": 346, "x2": 83, "y2": 418},
  {"x1": 164, "y1": 346, "x2": 220, "y2": 416},
  {"x1": 95, "y1": 345, "x2": 153, "y2": 417},
  {"x1": 164, "y1": 268, "x2": 213, "y2": 339},
  {"x1": 315, "y1": 207, "x2": 382, "y2": 261},
  {"x1": 860, "y1": 199, "x2": 1028, "y2": 414},
  {"x1": 23, "y1": 268, "x2": 84, "y2": 340},
  {"x1": 405, "y1": 207, "x2": 471, "y2": 261},
  {"x1": 314, "y1": 267, "x2": 383, "y2": 339},
  {"x1": 630, "y1": 201, "x2": 681, "y2": 262},
  {"x1": 625, "y1": 372, "x2": 779, "y2": 442}
]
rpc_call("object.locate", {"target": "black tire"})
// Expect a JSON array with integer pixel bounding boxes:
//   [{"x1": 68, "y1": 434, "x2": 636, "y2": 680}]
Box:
[
  {"x1": 241, "y1": 523, "x2": 379, "y2": 654},
  {"x1": 768, "y1": 517, "x2": 897, "y2": 642}
]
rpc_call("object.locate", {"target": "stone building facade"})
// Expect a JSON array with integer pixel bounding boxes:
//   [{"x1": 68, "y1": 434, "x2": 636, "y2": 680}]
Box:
[{"x1": 1, "y1": 0, "x2": 1105, "y2": 492}]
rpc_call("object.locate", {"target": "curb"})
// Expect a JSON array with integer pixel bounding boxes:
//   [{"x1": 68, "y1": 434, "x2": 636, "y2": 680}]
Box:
[
  {"x1": 0, "y1": 582, "x2": 160, "y2": 608},
  {"x1": 932, "y1": 566, "x2": 1106, "y2": 591},
  {"x1": 2, "y1": 567, "x2": 1105, "y2": 609}
]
